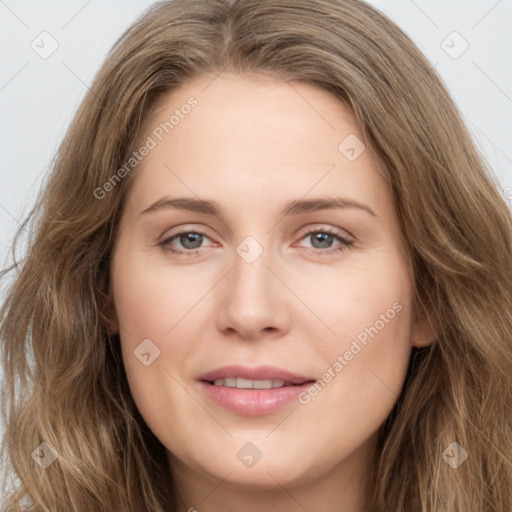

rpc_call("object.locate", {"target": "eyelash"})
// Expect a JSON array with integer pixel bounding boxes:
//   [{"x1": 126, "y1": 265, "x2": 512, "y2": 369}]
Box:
[{"x1": 158, "y1": 226, "x2": 354, "y2": 258}]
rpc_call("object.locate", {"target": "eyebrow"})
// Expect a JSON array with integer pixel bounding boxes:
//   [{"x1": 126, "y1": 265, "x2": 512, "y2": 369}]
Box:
[{"x1": 139, "y1": 196, "x2": 377, "y2": 218}]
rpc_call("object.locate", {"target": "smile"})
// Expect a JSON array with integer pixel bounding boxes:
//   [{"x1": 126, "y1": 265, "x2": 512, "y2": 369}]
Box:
[{"x1": 210, "y1": 377, "x2": 298, "y2": 389}]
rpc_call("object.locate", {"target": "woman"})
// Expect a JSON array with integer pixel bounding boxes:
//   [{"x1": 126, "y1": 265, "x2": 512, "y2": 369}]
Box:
[{"x1": 1, "y1": 0, "x2": 511, "y2": 510}]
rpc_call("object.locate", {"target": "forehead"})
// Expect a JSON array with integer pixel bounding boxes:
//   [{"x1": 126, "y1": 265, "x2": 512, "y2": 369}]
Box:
[
  {"x1": 143, "y1": 72, "x2": 361, "y2": 160},
  {"x1": 126, "y1": 72, "x2": 389, "y2": 215}
]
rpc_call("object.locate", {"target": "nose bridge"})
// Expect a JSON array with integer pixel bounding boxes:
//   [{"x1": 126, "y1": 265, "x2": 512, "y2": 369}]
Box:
[
  {"x1": 230, "y1": 234, "x2": 276, "y2": 306},
  {"x1": 216, "y1": 234, "x2": 289, "y2": 337}
]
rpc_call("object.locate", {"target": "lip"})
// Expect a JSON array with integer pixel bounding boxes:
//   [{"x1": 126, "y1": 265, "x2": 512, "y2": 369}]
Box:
[
  {"x1": 197, "y1": 365, "x2": 315, "y2": 385},
  {"x1": 197, "y1": 365, "x2": 317, "y2": 416}
]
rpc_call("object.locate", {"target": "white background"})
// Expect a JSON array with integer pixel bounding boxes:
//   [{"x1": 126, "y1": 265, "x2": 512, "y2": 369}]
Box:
[{"x1": 0, "y1": 0, "x2": 511, "y2": 434}]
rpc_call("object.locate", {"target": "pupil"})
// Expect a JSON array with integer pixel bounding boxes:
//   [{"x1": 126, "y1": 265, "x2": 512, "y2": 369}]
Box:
[
  {"x1": 312, "y1": 233, "x2": 333, "y2": 249},
  {"x1": 181, "y1": 233, "x2": 203, "y2": 249}
]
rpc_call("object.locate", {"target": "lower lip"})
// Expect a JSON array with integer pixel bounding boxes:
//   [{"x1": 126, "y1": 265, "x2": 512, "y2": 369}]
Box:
[{"x1": 198, "y1": 380, "x2": 315, "y2": 416}]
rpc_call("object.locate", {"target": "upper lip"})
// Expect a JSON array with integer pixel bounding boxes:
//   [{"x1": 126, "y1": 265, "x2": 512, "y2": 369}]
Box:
[{"x1": 197, "y1": 365, "x2": 316, "y2": 385}]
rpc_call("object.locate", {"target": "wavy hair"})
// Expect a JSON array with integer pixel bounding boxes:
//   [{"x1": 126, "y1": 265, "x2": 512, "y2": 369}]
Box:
[{"x1": 1, "y1": 0, "x2": 511, "y2": 510}]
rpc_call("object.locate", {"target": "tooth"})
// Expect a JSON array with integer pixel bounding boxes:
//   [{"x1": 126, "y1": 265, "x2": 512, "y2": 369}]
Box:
[
  {"x1": 212, "y1": 377, "x2": 290, "y2": 389},
  {"x1": 253, "y1": 379, "x2": 272, "y2": 389},
  {"x1": 224, "y1": 377, "x2": 237, "y2": 387},
  {"x1": 236, "y1": 377, "x2": 254, "y2": 389}
]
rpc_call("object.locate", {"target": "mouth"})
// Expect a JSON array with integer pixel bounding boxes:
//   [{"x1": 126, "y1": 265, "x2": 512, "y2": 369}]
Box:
[
  {"x1": 197, "y1": 364, "x2": 316, "y2": 385},
  {"x1": 196, "y1": 365, "x2": 317, "y2": 416},
  {"x1": 201, "y1": 377, "x2": 314, "y2": 389}
]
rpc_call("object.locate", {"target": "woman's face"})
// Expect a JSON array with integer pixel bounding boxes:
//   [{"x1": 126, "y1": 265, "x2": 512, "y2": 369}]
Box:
[{"x1": 109, "y1": 73, "x2": 433, "y2": 505}]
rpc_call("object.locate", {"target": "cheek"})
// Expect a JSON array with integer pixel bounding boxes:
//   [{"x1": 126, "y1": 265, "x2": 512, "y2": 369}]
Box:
[
  {"x1": 111, "y1": 246, "x2": 209, "y2": 338},
  {"x1": 299, "y1": 247, "x2": 412, "y2": 354},
  {"x1": 318, "y1": 297, "x2": 412, "y2": 407},
  {"x1": 296, "y1": 251, "x2": 413, "y2": 433},
  {"x1": 110, "y1": 247, "x2": 213, "y2": 410},
  {"x1": 291, "y1": 300, "x2": 412, "y2": 476}
]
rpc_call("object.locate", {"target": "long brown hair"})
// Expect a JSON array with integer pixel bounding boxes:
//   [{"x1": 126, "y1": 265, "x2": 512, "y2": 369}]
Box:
[{"x1": 2, "y1": 0, "x2": 511, "y2": 510}]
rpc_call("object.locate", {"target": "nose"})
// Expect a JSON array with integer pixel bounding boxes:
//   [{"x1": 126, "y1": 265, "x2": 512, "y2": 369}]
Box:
[{"x1": 215, "y1": 242, "x2": 291, "y2": 340}]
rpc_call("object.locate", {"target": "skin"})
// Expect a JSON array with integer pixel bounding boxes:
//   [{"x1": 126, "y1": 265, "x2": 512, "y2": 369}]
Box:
[{"x1": 107, "y1": 72, "x2": 435, "y2": 512}]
